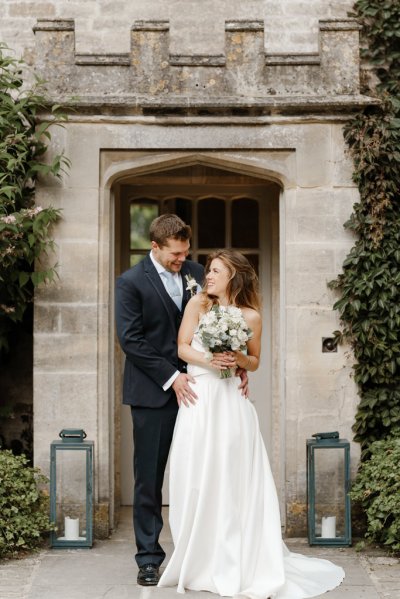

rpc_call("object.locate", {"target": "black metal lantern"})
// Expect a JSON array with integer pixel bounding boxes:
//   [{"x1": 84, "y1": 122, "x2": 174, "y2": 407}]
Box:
[
  {"x1": 50, "y1": 429, "x2": 94, "y2": 548},
  {"x1": 307, "y1": 432, "x2": 351, "y2": 546}
]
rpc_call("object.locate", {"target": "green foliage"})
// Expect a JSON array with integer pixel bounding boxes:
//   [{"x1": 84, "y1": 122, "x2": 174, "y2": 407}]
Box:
[
  {"x1": 0, "y1": 44, "x2": 69, "y2": 351},
  {"x1": 352, "y1": 0, "x2": 400, "y2": 95},
  {"x1": 0, "y1": 450, "x2": 53, "y2": 557},
  {"x1": 130, "y1": 203, "x2": 158, "y2": 250},
  {"x1": 330, "y1": 1, "x2": 400, "y2": 455},
  {"x1": 351, "y1": 437, "x2": 400, "y2": 552}
]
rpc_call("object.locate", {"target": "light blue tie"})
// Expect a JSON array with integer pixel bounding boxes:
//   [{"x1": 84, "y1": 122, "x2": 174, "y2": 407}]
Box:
[{"x1": 161, "y1": 271, "x2": 182, "y2": 310}]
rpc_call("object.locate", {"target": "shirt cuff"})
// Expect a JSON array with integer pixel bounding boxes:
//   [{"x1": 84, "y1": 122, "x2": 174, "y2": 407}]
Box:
[{"x1": 163, "y1": 370, "x2": 180, "y2": 391}]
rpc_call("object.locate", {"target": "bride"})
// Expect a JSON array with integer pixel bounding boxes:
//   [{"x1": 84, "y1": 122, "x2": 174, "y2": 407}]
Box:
[{"x1": 158, "y1": 249, "x2": 345, "y2": 599}]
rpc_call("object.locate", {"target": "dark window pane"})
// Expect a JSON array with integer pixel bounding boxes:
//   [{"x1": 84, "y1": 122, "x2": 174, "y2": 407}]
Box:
[
  {"x1": 198, "y1": 199, "x2": 225, "y2": 248},
  {"x1": 130, "y1": 201, "x2": 159, "y2": 250},
  {"x1": 130, "y1": 254, "x2": 146, "y2": 268},
  {"x1": 232, "y1": 199, "x2": 259, "y2": 248},
  {"x1": 197, "y1": 254, "x2": 208, "y2": 267},
  {"x1": 246, "y1": 254, "x2": 259, "y2": 275},
  {"x1": 175, "y1": 198, "x2": 192, "y2": 227}
]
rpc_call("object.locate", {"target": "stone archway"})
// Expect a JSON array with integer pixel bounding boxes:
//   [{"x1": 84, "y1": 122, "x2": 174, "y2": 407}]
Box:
[{"x1": 102, "y1": 152, "x2": 288, "y2": 524}]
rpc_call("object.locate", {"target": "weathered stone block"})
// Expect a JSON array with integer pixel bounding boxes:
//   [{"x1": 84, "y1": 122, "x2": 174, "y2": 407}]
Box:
[
  {"x1": 33, "y1": 20, "x2": 76, "y2": 95},
  {"x1": 34, "y1": 369, "x2": 98, "y2": 475},
  {"x1": 170, "y1": 2, "x2": 217, "y2": 55},
  {"x1": 63, "y1": 125, "x2": 101, "y2": 188},
  {"x1": 225, "y1": 21, "x2": 265, "y2": 96},
  {"x1": 34, "y1": 269, "x2": 98, "y2": 303},
  {"x1": 33, "y1": 373, "x2": 97, "y2": 421},
  {"x1": 286, "y1": 501, "x2": 307, "y2": 536},
  {"x1": 94, "y1": 502, "x2": 111, "y2": 539},
  {"x1": 295, "y1": 125, "x2": 332, "y2": 187},
  {"x1": 331, "y1": 124, "x2": 356, "y2": 186},
  {"x1": 33, "y1": 371, "x2": 98, "y2": 475},
  {"x1": 60, "y1": 305, "x2": 97, "y2": 334},
  {"x1": 131, "y1": 21, "x2": 170, "y2": 94},
  {"x1": 10, "y1": 2, "x2": 56, "y2": 18},
  {"x1": 34, "y1": 333, "x2": 98, "y2": 372},
  {"x1": 286, "y1": 271, "x2": 337, "y2": 306},
  {"x1": 286, "y1": 187, "x2": 355, "y2": 243},
  {"x1": 287, "y1": 371, "x2": 353, "y2": 420},
  {"x1": 286, "y1": 244, "x2": 336, "y2": 275},
  {"x1": 60, "y1": 241, "x2": 98, "y2": 273},
  {"x1": 296, "y1": 307, "x2": 340, "y2": 351},
  {"x1": 34, "y1": 303, "x2": 60, "y2": 333},
  {"x1": 320, "y1": 20, "x2": 361, "y2": 95}
]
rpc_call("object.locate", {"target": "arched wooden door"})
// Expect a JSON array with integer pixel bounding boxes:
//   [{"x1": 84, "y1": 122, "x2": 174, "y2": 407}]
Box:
[{"x1": 115, "y1": 165, "x2": 280, "y2": 505}]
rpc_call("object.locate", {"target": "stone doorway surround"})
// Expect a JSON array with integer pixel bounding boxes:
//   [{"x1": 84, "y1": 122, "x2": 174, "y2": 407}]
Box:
[
  {"x1": 108, "y1": 151, "x2": 287, "y2": 517},
  {"x1": 32, "y1": 17, "x2": 369, "y2": 536},
  {"x1": 114, "y1": 163, "x2": 281, "y2": 507}
]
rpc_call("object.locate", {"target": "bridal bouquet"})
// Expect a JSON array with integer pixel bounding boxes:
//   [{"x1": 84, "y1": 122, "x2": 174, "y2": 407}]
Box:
[{"x1": 197, "y1": 305, "x2": 253, "y2": 378}]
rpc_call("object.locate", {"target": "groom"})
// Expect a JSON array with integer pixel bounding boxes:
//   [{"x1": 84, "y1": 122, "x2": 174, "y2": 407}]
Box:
[{"x1": 115, "y1": 214, "x2": 204, "y2": 586}]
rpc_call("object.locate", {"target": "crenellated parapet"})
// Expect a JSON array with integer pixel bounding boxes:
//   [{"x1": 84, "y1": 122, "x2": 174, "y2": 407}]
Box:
[{"x1": 33, "y1": 18, "x2": 369, "y2": 114}]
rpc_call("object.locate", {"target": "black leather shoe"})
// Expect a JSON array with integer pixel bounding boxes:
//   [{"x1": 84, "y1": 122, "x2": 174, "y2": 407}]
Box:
[{"x1": 137, "y1": 564, "x2": 160, "y2": 586}]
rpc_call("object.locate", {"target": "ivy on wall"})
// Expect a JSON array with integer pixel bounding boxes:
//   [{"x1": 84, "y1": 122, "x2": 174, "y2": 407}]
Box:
[
  {"x1": 0, "y1": 45, "x2": 69, "y2": 352},
  {"x1": 329, "y1": 0, "x2": 400, "y2": 456}
]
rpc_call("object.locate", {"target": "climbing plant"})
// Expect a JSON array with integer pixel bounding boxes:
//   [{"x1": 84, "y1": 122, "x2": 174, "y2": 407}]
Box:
[
  {"x1": 351, "y1": 437, "x2": 400, "y2": 552},
  {"x1": 329, "y1": 0, "x2": 400, "y2": 456},
  {"x1": 0, "y1": 44, "x2": 69, "y2": 352},
  {"x1": 0, "y1": 450, "x2": 53, "y2": 557}
]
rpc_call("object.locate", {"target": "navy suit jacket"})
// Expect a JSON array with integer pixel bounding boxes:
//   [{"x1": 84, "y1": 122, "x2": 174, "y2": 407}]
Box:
[{"x1": 115, "y1": 254, "x2": 204, "y2": 408}]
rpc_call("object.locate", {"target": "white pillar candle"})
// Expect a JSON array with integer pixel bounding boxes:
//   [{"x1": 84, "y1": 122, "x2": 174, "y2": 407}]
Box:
[
  {"x1": 321, "y1": 516, "x2": 336, "y2": 538},
  {"x1": 64, "y1": 516, "x2": 80, "y2": 540}
]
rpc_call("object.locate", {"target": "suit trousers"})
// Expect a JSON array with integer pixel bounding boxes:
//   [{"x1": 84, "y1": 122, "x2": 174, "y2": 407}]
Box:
[{"x1": 131, "y1": 397, "x2": 178, "y2": 567}]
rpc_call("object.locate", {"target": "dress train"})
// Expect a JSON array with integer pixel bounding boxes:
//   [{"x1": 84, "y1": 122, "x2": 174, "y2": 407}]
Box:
[{"x1": 158, "y1": 337, "x2": 344, "y2": 598}]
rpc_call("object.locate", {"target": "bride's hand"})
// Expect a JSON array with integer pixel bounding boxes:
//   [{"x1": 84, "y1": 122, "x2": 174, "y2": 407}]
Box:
[{"x1": 210, "y1": 351, "x2": 237, "y2": 371}]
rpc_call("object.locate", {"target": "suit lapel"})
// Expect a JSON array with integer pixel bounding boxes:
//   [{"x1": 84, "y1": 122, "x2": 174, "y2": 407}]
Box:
[
  {"x1": 144, "y1": 256, "x2": 201, "y2": 318},
  {"x1": 180, "y1": 266, "x2": 189, "y2": 307},
  {"x1": 180, "y1": 262, "x2": 199, "y2": 310},
  {"x1": 143, "y1": 255, "x2": 180, "y2": 325}
]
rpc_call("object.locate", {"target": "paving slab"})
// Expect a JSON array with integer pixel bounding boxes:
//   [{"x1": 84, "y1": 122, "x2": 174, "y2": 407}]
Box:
[
  {"x1": 359, "y1": 555, "x2": 400, "y2": 599},
  {"x1": 1, "y1": 508, "x2": 399, "y2": 599}
]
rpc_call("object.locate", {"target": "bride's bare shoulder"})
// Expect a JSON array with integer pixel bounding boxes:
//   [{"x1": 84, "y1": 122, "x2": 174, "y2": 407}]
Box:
[
  {"x1": 186, "y1": 292, "x2": 207, "y2": 314},
  {"x1": 188, "y1": 293, "x2": 205, "y2": 307},
  {"x1": 240, "y1": 307, "x2": 261, "y2": 328}
]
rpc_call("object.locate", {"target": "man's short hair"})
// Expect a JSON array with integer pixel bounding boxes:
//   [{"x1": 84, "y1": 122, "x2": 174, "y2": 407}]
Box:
[{"x1": 149, "y1": 214, "x2": 192, "y2": 247}]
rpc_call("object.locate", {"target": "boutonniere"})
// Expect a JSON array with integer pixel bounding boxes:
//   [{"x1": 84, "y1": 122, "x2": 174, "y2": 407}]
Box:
[{"x1": 185, "y1": 274, "x2": 199, "y2": 297}]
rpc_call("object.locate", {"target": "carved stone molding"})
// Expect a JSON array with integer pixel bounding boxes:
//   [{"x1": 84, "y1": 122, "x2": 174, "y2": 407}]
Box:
[{"x1": 33, "y1": 18, "x2": 373, "y2": 115}]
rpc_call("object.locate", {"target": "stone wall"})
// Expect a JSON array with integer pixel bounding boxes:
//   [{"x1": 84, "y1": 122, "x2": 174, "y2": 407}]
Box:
[{"x1": 0, "y1": 0, "x2": 354, "y2": 62}]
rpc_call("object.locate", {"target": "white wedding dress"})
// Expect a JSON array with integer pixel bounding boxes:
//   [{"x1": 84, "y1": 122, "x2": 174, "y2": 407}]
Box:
[{"x1": 158, "y1": 335, "x2": 345, "y2": 599}]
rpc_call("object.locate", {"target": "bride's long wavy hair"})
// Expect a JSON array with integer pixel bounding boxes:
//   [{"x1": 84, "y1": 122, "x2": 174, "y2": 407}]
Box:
[{"x1": 201, "y1": 250, "x2": 261, "y2": 312}]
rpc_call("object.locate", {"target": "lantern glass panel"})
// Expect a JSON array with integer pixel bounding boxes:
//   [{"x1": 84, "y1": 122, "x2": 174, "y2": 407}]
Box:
[
  {"x1": 55, "y1": 448, "x2": 88, "y2": 541},
  {"x1": 313, "y1": 447, "x2": 345, "y2": 539}
]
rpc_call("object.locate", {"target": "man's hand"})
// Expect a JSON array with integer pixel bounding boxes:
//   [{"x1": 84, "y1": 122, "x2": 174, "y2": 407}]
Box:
[
  {"x1": 236, "y1": 367, "x2": 249, "y2": 398},
  {"x1": 172, "y1": 373, "x2": 197, "y2": 407}
]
